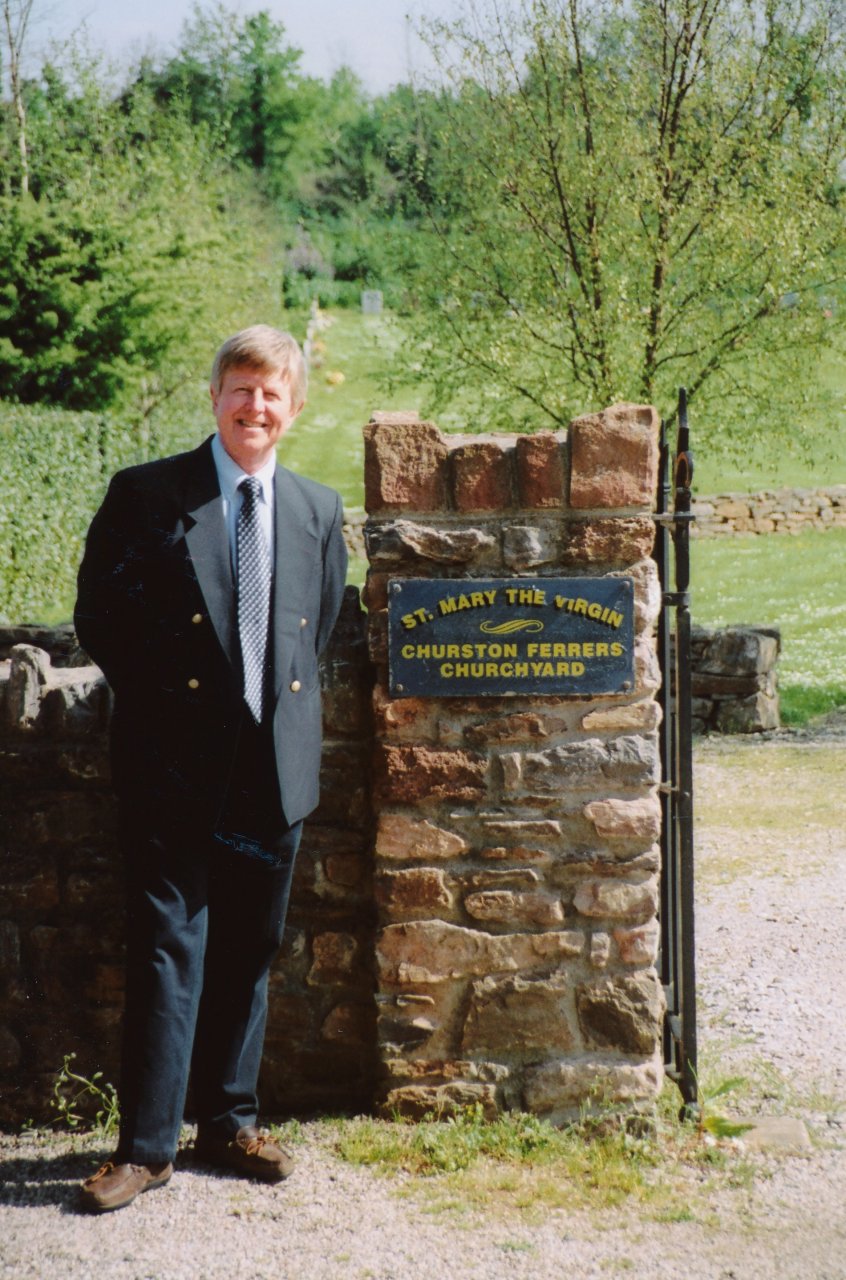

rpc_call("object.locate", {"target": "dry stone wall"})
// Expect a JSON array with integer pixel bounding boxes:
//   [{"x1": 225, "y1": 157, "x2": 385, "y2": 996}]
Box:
[
  {"x1": 688, "y1": 625, "x2": 781, "y2": 734},
  {"x1": 362, "y1": 406, "x2": 665, "y2": 1123},
  {"x1": 692, "y1": 485, "x2": 846, "y2": 537},
  {"x1": 0, "y1": 592, "x2": 377, "y2": 1127}
]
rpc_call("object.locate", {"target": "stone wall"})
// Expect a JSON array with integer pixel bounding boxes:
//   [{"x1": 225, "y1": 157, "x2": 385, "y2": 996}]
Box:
[
  {"x1": 361, "y1": 406, "x2": 665, "y2": 1123},
  {"x1": 692, "y1": 485, "x2": 846, "y2": 537},
  {"x1": 0, "y1": 591, "x2": 377, "y2": 1127}
]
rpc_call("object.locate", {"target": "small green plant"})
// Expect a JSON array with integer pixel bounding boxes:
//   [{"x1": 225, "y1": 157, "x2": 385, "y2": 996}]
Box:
[
  {"x1": 691, "y1": 1070, "x2": 754, "y2": 1140},
  {"x1": 50, "y1": 1053, "x2": 120, "y2": 1137}
]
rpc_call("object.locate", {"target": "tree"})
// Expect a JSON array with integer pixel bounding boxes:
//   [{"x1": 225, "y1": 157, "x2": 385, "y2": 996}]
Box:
[
  {"x1": 2, "y1": 0, "x2": 35, "y2": 193},
  {"x1": 134, "y1": 4, "x2": 307, "y2": 197},
  {"x1": 399, "y1": 0, "x2": 846, "y2": 445},
  {"x1": 0, "y1": 50, "x2": 286, "y2": 413}
]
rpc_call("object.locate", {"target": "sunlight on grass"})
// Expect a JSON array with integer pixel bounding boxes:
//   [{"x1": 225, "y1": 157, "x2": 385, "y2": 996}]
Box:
[
  {"x1": 278, "y1": 312, "x2": 421, "y2": 510},
  {"x1": 325, "y1": 1097, "x2": 754, "y2": 1223}
]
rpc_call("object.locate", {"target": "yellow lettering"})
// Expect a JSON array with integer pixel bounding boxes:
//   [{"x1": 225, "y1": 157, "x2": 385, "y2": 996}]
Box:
[
  {"x1": 611, "y1": 642, "x2": 623, "y2": 657},
  {"x1": 583, "y1": 642, "x2": 595, "y2": 658}
]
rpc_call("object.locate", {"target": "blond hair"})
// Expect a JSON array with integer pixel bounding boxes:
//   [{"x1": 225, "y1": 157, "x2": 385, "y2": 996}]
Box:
[{"x1": 210, "y1": 325, "x2": 307, "y2": 405}]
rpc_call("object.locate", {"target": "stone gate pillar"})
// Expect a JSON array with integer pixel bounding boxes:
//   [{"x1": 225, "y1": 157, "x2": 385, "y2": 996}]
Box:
[{"x1": 362, "y1": 406, "x2": 665, "y2": 1123}]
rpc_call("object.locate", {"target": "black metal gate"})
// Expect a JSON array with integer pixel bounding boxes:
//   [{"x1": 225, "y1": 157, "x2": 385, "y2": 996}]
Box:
[{"x1": 654, "y1": 389, "x2": 698, "y2": 1112}]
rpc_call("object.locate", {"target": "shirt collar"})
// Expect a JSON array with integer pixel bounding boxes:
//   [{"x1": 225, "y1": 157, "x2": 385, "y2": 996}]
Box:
[{"x1": 211, "y1": 433, "x2": 276, "y2": 507}]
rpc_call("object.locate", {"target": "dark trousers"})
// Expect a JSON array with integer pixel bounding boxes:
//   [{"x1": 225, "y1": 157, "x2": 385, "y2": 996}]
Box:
[{"x1": 115, "y1": 719, "x2": 301, "y2": 1165}]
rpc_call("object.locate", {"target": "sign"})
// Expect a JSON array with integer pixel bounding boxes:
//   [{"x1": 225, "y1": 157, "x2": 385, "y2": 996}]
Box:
[{"x1": 388, "y1": 577, "x2": 635, "y2": 698}]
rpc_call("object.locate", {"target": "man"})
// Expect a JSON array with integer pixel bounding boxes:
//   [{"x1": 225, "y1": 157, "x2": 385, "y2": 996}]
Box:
[{"x1": 74, "y1": 326, "x2": 347, "y2": 1212}]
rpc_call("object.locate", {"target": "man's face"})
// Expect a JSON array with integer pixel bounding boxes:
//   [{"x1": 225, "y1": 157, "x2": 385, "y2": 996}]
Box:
[{"x1": 211, "y1": 364, "x2": 302, "y2": 473}]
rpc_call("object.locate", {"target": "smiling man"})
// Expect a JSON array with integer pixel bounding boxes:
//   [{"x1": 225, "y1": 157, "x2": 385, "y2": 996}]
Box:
[{"x1": 74, "y1": 326, "x2": 347, "y2": 1212}]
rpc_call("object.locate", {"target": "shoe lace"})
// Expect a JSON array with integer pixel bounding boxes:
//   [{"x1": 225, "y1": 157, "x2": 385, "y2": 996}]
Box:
[
  {"x1": 243, "y1": 1132, "x2": 270, "y2": 1157},
  {"x1": 86, "y1": 1161, "x2": 115, "y2": 1185}
]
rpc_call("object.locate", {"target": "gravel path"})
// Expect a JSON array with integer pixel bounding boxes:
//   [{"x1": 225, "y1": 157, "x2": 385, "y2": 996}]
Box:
[{"x1": 2, "y1": 730, "x2": 845, "y2": 1280}]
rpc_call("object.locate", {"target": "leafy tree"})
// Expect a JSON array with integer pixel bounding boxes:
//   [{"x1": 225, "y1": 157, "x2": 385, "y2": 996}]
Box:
[
  {"x1": 1, "y1": 50, "x2": 286, "y2": 413},
  {"x1": 398, "y1": 0, "x2": 846, "y2": 443},
  {"x1": 134, "y1": 4, "x2": 307, "y2": 197}
]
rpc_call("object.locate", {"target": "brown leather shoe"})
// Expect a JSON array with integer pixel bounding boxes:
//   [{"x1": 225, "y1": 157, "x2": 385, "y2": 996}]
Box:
[
  {"x1": 194, "y1": 1125, "x2": 294, "y2": 1182},
  {"x1": 79, "y1": 1160, "x2": 173, "y2": 1213}
]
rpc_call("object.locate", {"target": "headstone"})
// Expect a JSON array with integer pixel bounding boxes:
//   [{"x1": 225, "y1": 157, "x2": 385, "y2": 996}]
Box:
[{"x1": 361, "y1": 290, "x2": 383, "y2": 315}]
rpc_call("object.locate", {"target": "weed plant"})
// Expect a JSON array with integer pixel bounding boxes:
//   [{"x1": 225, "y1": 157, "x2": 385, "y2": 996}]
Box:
[
  {"x1": 50, "y1": 1053, "x2": 119, "y2": 1138},
  {"x1": 328, "y1": 1090, "x2": 755, "y2": 1221}
]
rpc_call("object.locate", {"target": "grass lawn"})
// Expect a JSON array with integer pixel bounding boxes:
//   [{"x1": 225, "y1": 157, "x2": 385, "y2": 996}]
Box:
[{"x1": 277, "y1": 311, "x2": 420, "y2": 511}]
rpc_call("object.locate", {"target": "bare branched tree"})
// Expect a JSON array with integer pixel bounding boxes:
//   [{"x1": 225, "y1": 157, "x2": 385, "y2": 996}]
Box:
[{"x1": 2, "y1": 0, "x2": 35, "y2": 194}]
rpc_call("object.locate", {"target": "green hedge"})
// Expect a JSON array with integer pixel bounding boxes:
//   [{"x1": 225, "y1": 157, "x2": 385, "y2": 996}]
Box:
[{"x1": 0, "y1": 401, "x2": 205, "y2": 622}]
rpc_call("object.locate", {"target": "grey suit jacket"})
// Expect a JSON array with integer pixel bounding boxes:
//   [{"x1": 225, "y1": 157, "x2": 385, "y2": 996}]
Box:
[{"x1": 75, "y1": 436, "x2": 348, "y2": 828}]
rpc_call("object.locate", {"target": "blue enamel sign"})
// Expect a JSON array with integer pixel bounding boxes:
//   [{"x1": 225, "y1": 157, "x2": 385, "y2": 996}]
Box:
[{"x1": 388, "y1": 577, "x2": 635, "y2": 698}]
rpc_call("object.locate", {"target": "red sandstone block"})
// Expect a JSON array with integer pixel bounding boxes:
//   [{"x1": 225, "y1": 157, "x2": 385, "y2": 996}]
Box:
[
  {"x1": 324, "y1": 853, "x2": 366, "y2": 887},
  {"x1": 372, "y1": 683, "x2": 439, "y2": 741},
  {"x1": 376, "y1": 867, "x2": 455, "y2": 918},
  {"x1": 515, "y1": 433, "x2": 566, "y2": 509},
  {"x1": 560, "y1": 517, "x2": 656, "y2": 568},
  {"x1": 362, "y1": 571, "x2": 391, "y2": 612},
  {"x1": 374, "y1": 744, "x2": 489, "y2": 805},
  {"x1": 451, "y1": 440, "x2": 513, "y2": 512},
  {"x1": 308, "y1": 931, "x2": 360, "y2": 985},
  {"x1": 364, "y1": 418, "x2": 449, "y2": 514},
  {"x1": 569, "y1": 404, "x2": 660, "y2": 509},
  {"x1": 321, "y1": 1002, "x2": 373, "y2": 1044}
]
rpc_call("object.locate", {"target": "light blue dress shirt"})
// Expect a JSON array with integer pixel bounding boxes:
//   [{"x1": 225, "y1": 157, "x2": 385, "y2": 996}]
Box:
[{"x1": 211, "y1": 433, "x2": 276, "y2": 574}]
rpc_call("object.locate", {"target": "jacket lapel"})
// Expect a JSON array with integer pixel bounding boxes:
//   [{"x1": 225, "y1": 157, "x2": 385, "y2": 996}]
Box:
[
  {"x1": 182, "y1": 437, "x2": 237, "y2": 667},
  {"x1": 271, "y1": 464, "x2": 319, "y2": 702}
]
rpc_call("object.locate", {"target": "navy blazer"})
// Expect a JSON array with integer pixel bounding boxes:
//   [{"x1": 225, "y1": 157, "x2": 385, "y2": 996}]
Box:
[{"x1": 75, "y1": 436, "x2": 348, "y2": 828}]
